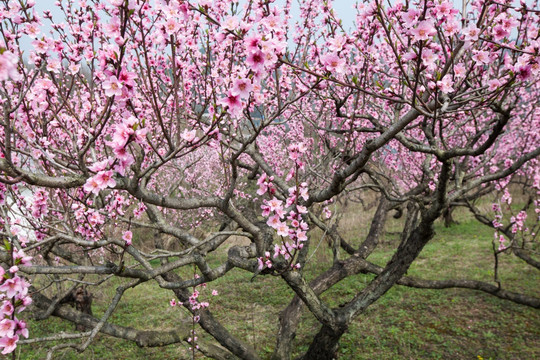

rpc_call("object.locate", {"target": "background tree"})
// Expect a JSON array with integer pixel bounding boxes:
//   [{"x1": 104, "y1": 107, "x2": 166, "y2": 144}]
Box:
[{"x1": 0, "y1": 0, "x2": 539, "y2": 359}]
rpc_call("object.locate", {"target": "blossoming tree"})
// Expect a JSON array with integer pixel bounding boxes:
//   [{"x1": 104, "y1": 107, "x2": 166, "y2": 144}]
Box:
[{"x1": 0, "y1": 0, "x2": 539, "y2": 358}]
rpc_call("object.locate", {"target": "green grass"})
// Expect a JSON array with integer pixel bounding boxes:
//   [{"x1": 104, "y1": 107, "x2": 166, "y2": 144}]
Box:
[{"x1": 19, "y1": 212, "x2": 540, "y2": 359}]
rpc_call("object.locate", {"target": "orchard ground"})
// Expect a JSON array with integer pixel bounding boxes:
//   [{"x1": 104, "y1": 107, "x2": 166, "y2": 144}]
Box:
[{"x1": 20, "y1": 201, "x2": 540, "y2": 360}]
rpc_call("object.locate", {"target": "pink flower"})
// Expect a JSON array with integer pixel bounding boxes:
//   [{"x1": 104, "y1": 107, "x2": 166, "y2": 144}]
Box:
[
  {"x1": 321, "y1": 53, "x2": 345, "y2": 74},
  {"x1": 113, "y1": 147, "x2": 135, "y2": 163},
  {"x1": 181, "y1": 129, "x2": 197, "y2": 143},
  {"x1": 516, "y1": 64, "x2": 532, "y2": 81},
  {"x1": 246, "y1": 50, "x2": 265, "y2": 71},
  {"x1": 297, "y1": 230, "x2": 307, "y2": 241},
  {"x1": 32, "y1": 39, "x2": 48, "y2": 54},
  {"x1": 0, "y1": 301, "x2": 14, "y2": 317},
  {"x1": 0, "y1": 319, "x2": 15, "y2": 338},
  {"x1": 112, "y1": 122, "x2": 135, "y2": 148},
  {"x1": 297, "y1": 205, "x2": 308, "y2": 214},
  {"x1": 410, "y1": 20, "x2": 436, "y2": 41},
  {"x1": 472, "y1": 50, "x2": 491, "y2": 65},
  {"x1": 13, "y1": 250, "x2": 31, "y2": 267},
  {"x1": 221, "y1": 16, "x2": 239, "y2": 31},
  {"x1": 492, "y1": 25, "x2": 509, "y2": 41},
  {"x1": 170, "y1": 299, "x2": 177, "y2": 307},
  {"x1": 220, "y1": 91, "x2": 244, "y2": 117},
  {"x1": 487, "y1": 79, "x2": 501, "y2": 91},
  {"x1": 261, "y1": 15, "x2": 282, "y2": 32},
  {"x1": 15, "y1": 319, "x2": 28, "y2": 339},
  {"x1": 402, "y1": 9, "x2": 420, "y2": 27},
  {"x1": 266, "y1": 215, "x2": 282, "y2": 229},
  {"x1": 0, "y1": 335, "x2": 18, "y2": 355},
  {"x1": 444, "y1": 20, "x2": 461, "y2": 36},
  {"x1": 454, "y1": 63, "x2": 466, "y2": 78},
  {"x1": 267, "y1": 197, "x2": 283, "y2": 212},
  {"x1": 261, "y1": 204, "x2": 271, "y2": 217},
  {"x1": 323, "y1": 207, "x2": 332, "y2": 219},
  {"x1": 276, "y1": 223, "x2": 289, "y2": 237},
  {"x1": 24, "y1": 23, "x2": 40, "y2": 38},
  {"x1": 327, "y1": 35, "x2": 347, "y2": 52},
  {"x1": 88, "y1": 159, "x2": 110, "y2": 174},
  {"x1": 102, "y1": 75, "x2": 123, "y2": 97},
  {"x1": 0, "y1": 277, "x2": 25, "y2": 299},
  {"x1": 104, "y1": 16, "x2": 121, "y2": 36},
  {"x1": 211, "y1": 290, "x2": 218, "y2": 296},
  {"x1": 164, "y1": 18, "x2": 180, "y2": 35},
  {"x1": 231, "y1": 78, "x2": 253, "y2": 98},
  {"x1": 299, "y1": 184, "x2": 309, "y2": 200},
  {"x1": 437, "y1": 75, "x2": 454, "y2": 94},
  {"x1": 244, "y1": 35, "x2": 261, "y2": 52},
  {"x1": 46, "y1": 58, "x2": 61, "y2": 73},
  {"x1": 95, "y1": 170, "x2": 116, "y2": 189},
  {"x1": 0, "y1": 51, "x2": 20, "y2": 81},
  {"x1": 83, "y1": 176, "x2": 101, "y2": 194},
  {"x1": 257, "y1": 174, "x2": 270, "y2": 195},
  {"x1": 498, "y1": 235, "x2": 507, "y2": 251},
  {"x1": 84, "y1": 171, "x2": 115, "y2": 194},
  {"x1": 122, "y1": 230, "x2": 132, "y2": 246},
  {"x1": 434, "y1": 2, "x2": 457, "y2": 18},
  {"x1": 19, "y1": 296, "x2": 32, "y2": 310},
  {"x1": 501, "y1": 16, "x2": 519, "y2": 31},
  {"x1": 421, "y1": 49, "x2": 438, "y2": 69},
  {"x1": 462, "y1": 24, "x2": 480, "y2": 42}
]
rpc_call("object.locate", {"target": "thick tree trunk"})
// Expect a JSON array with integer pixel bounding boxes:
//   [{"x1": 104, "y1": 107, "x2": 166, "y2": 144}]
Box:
[
  {"x1": 273, "y1": 196, "x2": 390, "y2": 360},
  {"x1": 443, "y1": 206, "x2": 457, "y2": 227},
  {"x1": 300, "y1": 324, "x2": 347, "y2": 360},
  {"x1": 272, "y1": 297, "x2": 302, "y2": 360}
]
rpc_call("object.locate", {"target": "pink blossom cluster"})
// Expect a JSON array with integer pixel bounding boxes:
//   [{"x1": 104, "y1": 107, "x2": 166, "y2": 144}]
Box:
[
  {"x1": 0, "y1": 50, "x2": 20, "y2": 81},
  {"x1": 256, "y1": 143, "x2": 310, "y2": 271},
  {"x1": 257, "y1": 173, "x2": 276, "y2": 196},
  {"x1": 0, "y1": 246, "x2": 32, "y2": 355},
  {"x1": 84, "y1": 116, "x2": 148, "y2": 195},
  {"x1": 107, "y1": 116, "x2": 147, "y2": 175},
  {"x1": 258, "y1": 184, "x2": 309, "y2": 270},
  {"x1": 30, "y1": 189, "x2": 49, "y2": 218},
  {"x1": 492, "y1": 203, "x2": 503, "y2": 229},
  {"x1": 510, "y1": 211, "x2": 528, "y2": 234},
  {"x1": 492, "y1": 188, "x2": 532, "y2": 251},
  {"x1": 72, "y1": 202, "x2": 105, "y2": 240},
  {"x1": 83, "y1": 169, "x2": 116, "y2": 195},
  {"x1": 169, "y1": 275, "x2": 218, "y2": 324},
  {"x1": 217, "y1": 10, "x2": 286, "y2": 118},
  {"x1": 496, "y1": 234, "x2": 507, "y2": 252},
  {"x1": 122, "y1": 230, "x2": 132, "y2": 246},
  {"x1": 0, "y1": 183, "x2": 5, "y2": 205}
]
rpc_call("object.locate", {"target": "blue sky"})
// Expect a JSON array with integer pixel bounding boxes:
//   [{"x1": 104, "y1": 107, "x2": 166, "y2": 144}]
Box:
[{"x1": 32, "y1": 0, "x2": 358, "y2": 29}]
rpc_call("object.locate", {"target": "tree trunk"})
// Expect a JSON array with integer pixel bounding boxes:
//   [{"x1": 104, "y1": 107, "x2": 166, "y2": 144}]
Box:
[
  {"x1": 443, "y1": 206, "x2": 457, "y2": 227},
  {"x1": 273, "y1": 196, "x2": 390, "y2": 360},
  {"x1": 300, "y1": 324, "x2": 347, "y2": 360},
  {"x1": 272, "y1": 297, "x2": 302, "y2": 360}
]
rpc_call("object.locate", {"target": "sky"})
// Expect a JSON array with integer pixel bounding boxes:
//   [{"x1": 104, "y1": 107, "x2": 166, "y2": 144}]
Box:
[
  {"x1": 32, "y1": 0, "x2": 359, "y2": 30},
  {"x1": 23, "y1": 0, "x2": 538, "y2": 53}
]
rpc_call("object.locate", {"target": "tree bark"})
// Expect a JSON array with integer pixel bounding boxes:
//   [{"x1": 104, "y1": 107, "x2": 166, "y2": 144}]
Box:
[
  {"x1": 443, "y1": 206, "x2": 457, "y2": 227},
  {"x1": 31, "y1": 291, "x2": 238, "y2": 359},
  {"x1": 299, "y1": 324, "x2": 347, "y2": 360},
  {"x1": 273, "y1": 196, "x2": 390, "y2": 360},
  {"x1": 162, "y1": 271, "x2": 260, "y2": 360}
]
